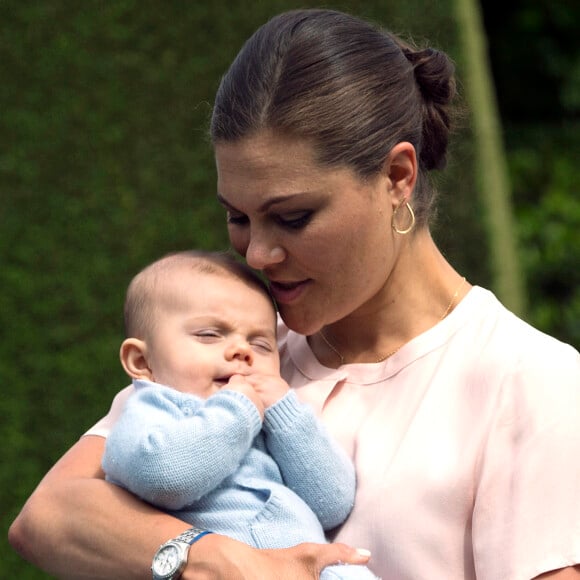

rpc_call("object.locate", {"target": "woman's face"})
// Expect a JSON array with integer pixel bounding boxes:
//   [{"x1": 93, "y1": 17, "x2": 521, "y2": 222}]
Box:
[{"x1": 215, "y1": 131, "x2": 397, "y2": 336}]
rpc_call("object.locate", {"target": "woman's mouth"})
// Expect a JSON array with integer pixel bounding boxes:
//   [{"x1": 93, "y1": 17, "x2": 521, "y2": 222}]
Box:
[{"x1": 269, "y1": 280, "x2": 310, "y2": 304}]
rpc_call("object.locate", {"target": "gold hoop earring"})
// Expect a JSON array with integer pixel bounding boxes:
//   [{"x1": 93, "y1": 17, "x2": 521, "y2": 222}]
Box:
[{"x1": 391, "y1": 201, "x2": 416, "y2": 235}]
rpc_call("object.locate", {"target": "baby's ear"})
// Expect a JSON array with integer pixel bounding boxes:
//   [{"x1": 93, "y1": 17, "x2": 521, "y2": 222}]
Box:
[{"x1": 120, "y1": 338, "x2": 152, "y2": 380}]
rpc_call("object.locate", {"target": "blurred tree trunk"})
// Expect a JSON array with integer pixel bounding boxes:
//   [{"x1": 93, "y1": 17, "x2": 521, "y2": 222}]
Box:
[{"x1": 453, "y1": 0, "x2": 527, "y2": 316}]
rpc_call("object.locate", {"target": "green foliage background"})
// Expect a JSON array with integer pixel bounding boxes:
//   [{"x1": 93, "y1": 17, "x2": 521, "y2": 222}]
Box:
[{"x1": 2, "y1": 1, "x2": 578, "y2": 577}]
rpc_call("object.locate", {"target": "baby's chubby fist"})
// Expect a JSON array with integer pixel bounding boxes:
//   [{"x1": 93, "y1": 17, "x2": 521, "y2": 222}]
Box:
[
  {"x1": 224, "y1": 374, "x2": 265, "y2": 419},
  {"x1": 241, "y1": 374, "x2": 290, "y2": 409}
]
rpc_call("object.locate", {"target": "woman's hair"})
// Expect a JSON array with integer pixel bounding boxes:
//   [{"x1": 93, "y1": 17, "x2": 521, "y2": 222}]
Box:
[
  {"x1": 210, "y1": 9, "x2": 457, "y2": 226},
  {"x1": 124, "y1": 250, "x2": 274, "y2": 339}
]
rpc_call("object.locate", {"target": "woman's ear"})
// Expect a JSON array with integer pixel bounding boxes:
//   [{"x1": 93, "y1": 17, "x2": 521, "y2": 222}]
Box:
[
  {"x1": 120, "y1": 338, "x2": 152, "y2": 380},
  {"x1": 383, "y1": 142, "x2": 418, "y2": 206}
]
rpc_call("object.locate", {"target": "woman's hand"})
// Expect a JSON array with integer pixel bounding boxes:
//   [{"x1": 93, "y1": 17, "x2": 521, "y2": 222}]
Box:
[{"x1": 185, "y1": 533, "x2": 371, "y2": 580}]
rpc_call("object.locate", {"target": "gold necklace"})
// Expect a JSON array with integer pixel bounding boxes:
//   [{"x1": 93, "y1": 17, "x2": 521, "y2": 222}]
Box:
[{"x1": 318, "y1": 276, "x2": 467, "y2": 365}]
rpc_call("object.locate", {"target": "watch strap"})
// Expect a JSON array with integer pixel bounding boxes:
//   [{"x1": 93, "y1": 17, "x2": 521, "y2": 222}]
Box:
[{"x1": 174, "y1": 527, "x2": 213, "y2": 545}]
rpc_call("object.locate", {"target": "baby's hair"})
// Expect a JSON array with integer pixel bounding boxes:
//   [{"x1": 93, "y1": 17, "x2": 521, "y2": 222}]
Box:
[{"x1": 123, "y1": 250, "x2": 274, "y2": 339}]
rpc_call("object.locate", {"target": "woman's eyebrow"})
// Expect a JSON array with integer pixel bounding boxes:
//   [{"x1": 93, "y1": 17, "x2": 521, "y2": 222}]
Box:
[{"x1": 217, "y1": 192, "x2": 309, "y2": 213}]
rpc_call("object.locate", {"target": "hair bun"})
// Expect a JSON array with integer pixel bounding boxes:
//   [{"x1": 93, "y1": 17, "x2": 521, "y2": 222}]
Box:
[
  {"x1": 402, "y1": 46, "x2": 456, "y2": 170},
  {"x1": 403, "y1": 47, "x2": 455, "y2": 106}
]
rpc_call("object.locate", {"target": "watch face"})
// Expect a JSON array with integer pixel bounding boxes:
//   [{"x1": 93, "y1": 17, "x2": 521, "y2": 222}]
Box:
[{"x1": 152, "y1": 544, "x2": 180, "y2": 577}]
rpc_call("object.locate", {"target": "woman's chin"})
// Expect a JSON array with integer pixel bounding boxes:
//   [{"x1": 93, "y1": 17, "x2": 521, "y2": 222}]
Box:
[{"x1": 277, "y1": 305, "x2": 322, "y2": 337}]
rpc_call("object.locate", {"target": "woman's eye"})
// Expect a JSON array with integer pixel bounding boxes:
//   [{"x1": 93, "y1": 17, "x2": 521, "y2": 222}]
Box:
[
  {"x1": 226, "y1": 210, "x2": 249, "y2": 226},
  {"x1": 276, "y1": 211, "x2": 312, "y2": 230}
]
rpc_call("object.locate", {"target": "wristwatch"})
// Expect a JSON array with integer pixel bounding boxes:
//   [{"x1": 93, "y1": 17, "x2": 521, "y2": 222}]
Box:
[{"x1": 151, "y1": 527, "x2": 212, "y2": 580}]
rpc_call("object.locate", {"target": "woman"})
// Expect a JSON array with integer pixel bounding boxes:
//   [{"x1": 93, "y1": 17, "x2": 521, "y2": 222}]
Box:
[{"x1": 9, "y1": 9, "x2": 580, "y2": 580}]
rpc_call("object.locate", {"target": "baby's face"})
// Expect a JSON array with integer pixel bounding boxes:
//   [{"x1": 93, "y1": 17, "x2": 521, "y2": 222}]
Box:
[{"x1": 145, "y1": 271, "x2": 278, "y2": 397}]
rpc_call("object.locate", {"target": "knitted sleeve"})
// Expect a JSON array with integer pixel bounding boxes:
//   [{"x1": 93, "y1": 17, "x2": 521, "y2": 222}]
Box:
[
  {"x1": 102, "y1": 383, "x2": 262, "y2": 510},
  {"x1": 263, "y1": 391, "x2": 356, "y2": 530}
]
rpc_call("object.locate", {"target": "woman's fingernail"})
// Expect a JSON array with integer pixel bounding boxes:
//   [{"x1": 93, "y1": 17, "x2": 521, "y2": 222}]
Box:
[{"x1": 356, "y1": 548, "x2": 371, "y2": 558}]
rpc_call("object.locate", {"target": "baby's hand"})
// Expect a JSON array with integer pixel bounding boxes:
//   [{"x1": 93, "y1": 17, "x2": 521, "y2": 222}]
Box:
[
  {"x1": 225, "y1": 374, "x2": 265, "y2": 419},
  {"x1": 242, "y1": 374, "x2": 290, "y2": 409}
]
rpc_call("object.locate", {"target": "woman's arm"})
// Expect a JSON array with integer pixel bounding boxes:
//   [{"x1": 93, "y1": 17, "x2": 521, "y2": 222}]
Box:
[
  {"x1": 9, "y1": 435, "x2": 369, "y2": 579},
  {"x1": 9, "y1": 435, "x2": 190, "y2": 579},
  {"x1": 535, "y1": 567, "x2": 580, "y2": 579}
]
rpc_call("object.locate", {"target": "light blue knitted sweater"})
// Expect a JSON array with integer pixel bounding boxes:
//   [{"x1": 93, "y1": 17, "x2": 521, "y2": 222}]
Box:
[{"x1": 102, "y1": 379, "x2": 356, "y2": 549}]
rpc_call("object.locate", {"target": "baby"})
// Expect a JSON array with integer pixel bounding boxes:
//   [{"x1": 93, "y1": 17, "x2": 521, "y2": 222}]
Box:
[{"x1": 102, "y1": 250, "x2": 378, "y2": 580}]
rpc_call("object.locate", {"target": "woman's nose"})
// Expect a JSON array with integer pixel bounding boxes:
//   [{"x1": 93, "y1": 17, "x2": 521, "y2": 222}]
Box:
[{"x1": 245, "y1": 233, "x2": 286, "y2": 270}]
